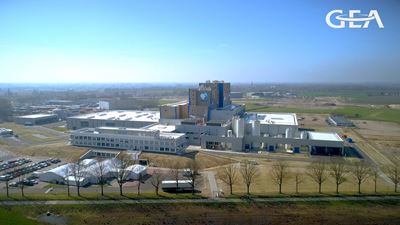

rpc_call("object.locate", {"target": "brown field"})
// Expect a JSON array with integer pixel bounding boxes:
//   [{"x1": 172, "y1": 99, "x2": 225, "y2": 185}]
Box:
[
  {"x1": 140, "y1": 151, "x2": 234, "y2": 169},
  {"x1": 11, "y1": 200, "x2": 400, "y2": 225},
  {"x1": 213, "y1": 160, "x2": 394, "y2": 195},
  {"x1": 342, "y1": 120, "x2": 400, "y2": 166},
  {"x1": 9, "y1": 142, "x2": 88, "y2": 162}
]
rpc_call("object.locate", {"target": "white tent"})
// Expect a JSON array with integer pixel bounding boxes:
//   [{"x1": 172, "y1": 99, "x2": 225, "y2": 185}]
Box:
[
  {"x1": 125, "y1": 164, "x2": 147, "y2": 180},
  {"x1": 38, "y1": 163, "x2": 74, "y2": 184}
]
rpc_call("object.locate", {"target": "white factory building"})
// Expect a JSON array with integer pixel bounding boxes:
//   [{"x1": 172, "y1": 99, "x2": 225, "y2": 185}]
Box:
[
  {"x1": 67, "y1": 81, "x2": 345, "y2": 156},
  {"x1": 70, "y1": 126, "x2": 187, "y2": 154}
]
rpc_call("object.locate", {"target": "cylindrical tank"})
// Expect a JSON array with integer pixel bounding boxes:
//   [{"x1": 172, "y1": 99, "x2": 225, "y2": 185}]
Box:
[
  {"x1": 233, "y1": 117, "x2": 245, "y2": 138},
  {"x1": 227, "y1": 130, "x2": 233, "y2": 137},
  {"x1": 251, "y1": 120, "x2": 261, "y2": 136},
  {"x1": 285, "y1": 128, "x2": 292, "y2": 138}
]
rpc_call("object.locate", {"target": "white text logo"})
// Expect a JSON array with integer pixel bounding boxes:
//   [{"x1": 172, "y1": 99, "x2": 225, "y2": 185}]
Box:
[{"x1": 326, "y1": 10, "x2": 384, "y2": 29}]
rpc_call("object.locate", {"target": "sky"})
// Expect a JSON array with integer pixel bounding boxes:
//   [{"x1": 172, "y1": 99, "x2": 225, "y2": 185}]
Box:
[{"x1": 0, "y1": 0, "x2": 399, "y2": 84}]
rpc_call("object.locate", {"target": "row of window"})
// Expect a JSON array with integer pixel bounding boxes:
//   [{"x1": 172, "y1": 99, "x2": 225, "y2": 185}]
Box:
[{"x1": 73, "y1": 140, "x2": 179, "y2": 152}]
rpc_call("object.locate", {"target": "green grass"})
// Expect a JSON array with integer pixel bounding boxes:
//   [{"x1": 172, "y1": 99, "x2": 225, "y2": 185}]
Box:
[
  {"x1": 0, "y1": 207, "x2": 42, "y2": 225},
  {"x1": 244, "y1": 104, "x2": 400, "y2": 124},
  {"x1": 0, "y1": 192, "x2": 205, "y2": 201}
]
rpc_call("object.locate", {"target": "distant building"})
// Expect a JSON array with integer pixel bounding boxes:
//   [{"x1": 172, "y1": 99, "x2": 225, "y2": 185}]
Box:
[
  {"x1": 98, "y1": 101, "x2": 110, "y2": 110},
  {"x1": 15, "y1": 114, "x2": 58, "y2": 125},
  {"x1": 46, "y1": 100, "x2": 74, "y2": 105},
  {"x1": 230, "y1": 92, "x2": 243, "y2": 98},
  {"x1": 328, "y1": 115, "x2": 354, "y2": 127}
]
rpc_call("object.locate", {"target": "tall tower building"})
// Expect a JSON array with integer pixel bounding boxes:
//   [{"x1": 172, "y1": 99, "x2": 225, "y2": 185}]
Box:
[{"x1": 188, "y1": 80, "x2": 231, "y2": 120}]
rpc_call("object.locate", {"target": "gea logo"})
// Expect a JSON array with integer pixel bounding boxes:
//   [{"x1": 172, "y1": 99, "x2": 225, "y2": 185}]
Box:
[{"x1": 326, "y1": 10, "x2": 384, "y2": 29}]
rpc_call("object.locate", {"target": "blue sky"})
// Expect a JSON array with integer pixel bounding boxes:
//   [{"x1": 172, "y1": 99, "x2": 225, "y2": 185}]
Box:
[{"x1": 0, "y1": 0, "x2": 399, "y2": 83}]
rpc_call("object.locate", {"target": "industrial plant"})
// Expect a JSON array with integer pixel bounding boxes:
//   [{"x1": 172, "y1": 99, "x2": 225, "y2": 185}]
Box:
[{"x1": 68, "y1": 80, "x2": 344, "y2": 155}]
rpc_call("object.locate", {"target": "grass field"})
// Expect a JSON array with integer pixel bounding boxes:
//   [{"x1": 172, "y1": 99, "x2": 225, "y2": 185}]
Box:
[
  {"x1": 243, "y1": 103, "x2": 400, "y2": 124},
  {"x1": 0, "y1": 122, "x2": 65, "y2": 144},
  {"x1": 10, "y1": 142, "x2": 88, "y2": 161},
  {"x1": 140, "y1": 151, "x2": 234, "y2": 169},
  {"x1": 0, "y1": 192, "x2": 205, "y2": 201},
  {"x1": 1, "y1": 200, "x2": 399, "y2": 225}
]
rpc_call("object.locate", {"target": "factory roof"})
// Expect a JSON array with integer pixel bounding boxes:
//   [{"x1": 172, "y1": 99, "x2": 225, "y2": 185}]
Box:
[
  {"x1": 255, "y1": 113, "x2": 298, "y2": 126},
  {"x1": 17, "y1": 113, "x2": 57, "y2": 119},
  {"x1": 308, "y1": 132, "x2": 343, "y2": 142},
  {"x1": 69, "y1": 110, "x2": 159, "y2": 122},
  {"x1": 145, "y1": 124, "x2": 176, "y2": 132}
]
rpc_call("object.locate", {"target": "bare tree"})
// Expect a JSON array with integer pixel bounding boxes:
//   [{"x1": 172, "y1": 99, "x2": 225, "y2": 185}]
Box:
[
  {"x1": 150, "y1": 170, "x2": 166, "y2": 196},
  {"x1": 186, "y1": 160, "x2": 200, "y2": 195},
  {"x1": 294, "y1": 172, "x2": 303, "y2": 194},
  {"x1": 372, "y1": 170, "x2": 379, "y2": 193},
  {"x1": 18, "y1": 175, "x2": 25, "y2": 197},
  {"x1": 271, "y1": 160, "x2": 289, "y2": 194},
  {"x1": 170, "y1": 162, "x2": 181, "y2": 194},
  {"x1": 5, "y1": 179, "x2": 10, "y2": 197},
  {"x1": 307, "y1": 159, "x2": 327, "y2": 194},
  {"x1": 240, "y1": 160, "x2": 259, "y2": 196},
  {"x1": 218, "y1": 163, "x2": 239, "y2": 195},
  {"x1": 62, "y1": 164, "x2": 71, "y2": 197},
  {"x1": 113, "y1": 152, "x2": 132, "y2": 196},
  {"x1": 93, "y1": 160, "x2": 108, "y2": 196},
  {"x1": 72, "y1": 160, "x2": 86, "y2": 197},
  {"x1": 350, "y1": 160, "x2": 371, "y2": 194},
  {"x1": 329, "y1": 158, "x2": 348, "y2": 194},
  {"x1": 137, "y1": 172, "x2": 144, "y2": 196},
  {"x1": 386, "y1": 163, "x2": 400, "y2": 192}
]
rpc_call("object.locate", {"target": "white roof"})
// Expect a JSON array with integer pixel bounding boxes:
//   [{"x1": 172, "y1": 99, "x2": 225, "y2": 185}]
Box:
[
  {"x1": 308, "y1": 132, "x2": 343, "y2": 142},
  {"x1": 126, "y1": 164, "x2": 147, "y2": 174},
  {"x1": 256, "y1": 113, "x2": 298, "y2": 126},
  {"x1": 69, "y1": 110, "x2": 159, "y2": 122},
  {"x1": 162, "y1": 180, "x2": 192, "y2": 184},
  {"x1": 47, "y1": 163, "x2": 74, "y2": 177},
  {"x1": 145, "y1": 124, "x2": 176, "y2": 132},
  {"x1": 17, "y1": 114, "x2": 56, "y2": 119}
]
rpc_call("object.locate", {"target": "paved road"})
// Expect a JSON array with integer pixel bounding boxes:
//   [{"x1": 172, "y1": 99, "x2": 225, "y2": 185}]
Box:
[
  {"x1": 204, "y1": 171, "x2": 218, "y2": 198},
  {"x1": 0, "y1": 195, "x2": 399, "y2": 206}
]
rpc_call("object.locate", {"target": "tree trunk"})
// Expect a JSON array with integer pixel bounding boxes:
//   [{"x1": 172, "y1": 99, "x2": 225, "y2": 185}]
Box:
[
  {"x1": 358, "y1": 182, "x2": 361, "y2": 194},
  {"x1": 374, "y1": 179, "x2": 377, "y2": 193},
  {"x1": 155, "y1": 187, "x2": 159, "y2": 196},
  {"x1": 279, "y1": 184, "x2": 282, "y2": 194},
  {"x1": 137, "y1": 182, "x2": 141, "y2": 196},
  {"x1": 67, "y1": 183, "x2": 70, "y2": 197},
  {"x1": 101, "y1": 184, "x2": 104, "y2": 196},
  {"x1": 119, "y1": 184, "x2": 123, "y2": 196},
  {"x1": 77, "y1": 185, "x2": 80, "y2": 196},
  {"x1": 230, "y1": 184, "x2": 233, "y2": 195},
  {"x1": 395, "y1": 184, "x2": 398, "y2": 193},
  {"x1": 21, "y1": 186, "x2": 24, "y2": 197},
  {"x1": 246, "y1": 184, "x2": 250, "y2": 195},
  {"x1": 6, "y1": 181, "x2": 9, "y2": 197},
  {"x1": 336, "y1": 183, "x2": 339, "y2": 194},
  {"x1": 296, "y1": 183, "x2": 298, "y2": 194},
  {"x1": 318, "y1": 183, "x2": 322, "y2": 194}
]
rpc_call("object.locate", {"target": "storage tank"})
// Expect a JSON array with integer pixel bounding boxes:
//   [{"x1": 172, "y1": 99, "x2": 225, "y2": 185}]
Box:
[
  {"x1": 251, "y1": 120, "x2": 261, "y2": 136},
  {"x1": 285, "y1": 128, "x2": 292, "y2": 138},
  {"x1": 233, "y1": 117, "x2": 244, "y2": 138}
]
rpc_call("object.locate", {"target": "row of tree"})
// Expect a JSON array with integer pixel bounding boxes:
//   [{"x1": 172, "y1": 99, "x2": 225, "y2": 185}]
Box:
[
  {"x1": 219, "y1": 159, "x2": 400, "y2": 195},
  {"x1": 2, "y1": 153, "x2": 201, "y2": 198}
]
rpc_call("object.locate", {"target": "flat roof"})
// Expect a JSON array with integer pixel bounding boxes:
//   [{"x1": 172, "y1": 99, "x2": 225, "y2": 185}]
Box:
[
  {"x1": 145, "y1": 124, "x2": 176, "y2": 132},
  {"x1": 308, "y1": 132, "x2": 343, "y2": 142},
  {"x1": 162, "y1": 101, "x2": 188, "y2": 107},
  {"x1": 17, "y1": 114, "x2": 57, "y2": 119},
  {"x1": 69, "y1": 110, "x2": 159, "y2": 122},
  {"x1": 256, "y1": 113, "x2": 298, "y2": 126}
]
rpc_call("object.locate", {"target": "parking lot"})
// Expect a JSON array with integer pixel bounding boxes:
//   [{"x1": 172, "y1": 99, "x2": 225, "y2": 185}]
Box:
[{"x1": 0, "y1": 157, "x2": 62, "y2": 190}]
